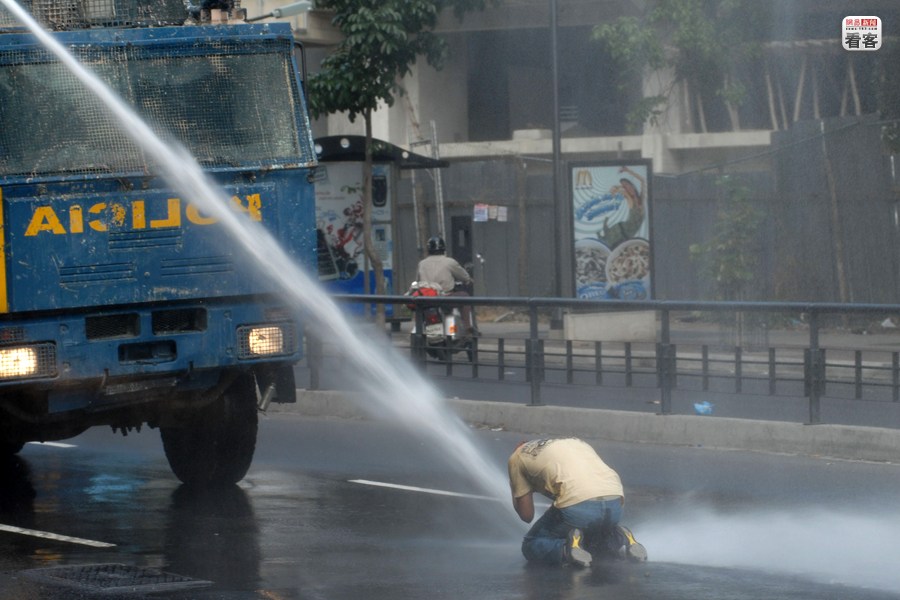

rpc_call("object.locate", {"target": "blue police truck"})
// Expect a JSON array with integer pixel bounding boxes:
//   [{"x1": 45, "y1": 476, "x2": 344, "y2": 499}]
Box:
[{"x1": 0, "y1": 0, "x2": 317, "y2": 485}]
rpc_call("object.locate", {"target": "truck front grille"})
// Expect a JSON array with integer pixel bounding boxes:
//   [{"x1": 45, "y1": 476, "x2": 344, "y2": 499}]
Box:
[
  {"x1": 152, "y1": 308, "x2": 207, "y2": 334},
  {"x1": 85, "y1": 313, "x2": 139, "y2": 340}
]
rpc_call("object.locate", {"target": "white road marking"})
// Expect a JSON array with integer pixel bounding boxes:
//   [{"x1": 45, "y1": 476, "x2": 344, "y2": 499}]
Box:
[
  {"x1": 26, "y1": 441, "x2": 77, "y2": 448},
  {"x1": 349, "y1": 479, "x2": 502, "y2": 502},
  {"x1": 0, "y1": 524, "x2": 116, "y2": 548}
]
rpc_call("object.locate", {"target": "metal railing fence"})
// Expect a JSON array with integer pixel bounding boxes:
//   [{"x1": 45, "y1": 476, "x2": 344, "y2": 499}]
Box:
[{"x1": 305, "y1": 295, "x2": 900, "y2": 426}]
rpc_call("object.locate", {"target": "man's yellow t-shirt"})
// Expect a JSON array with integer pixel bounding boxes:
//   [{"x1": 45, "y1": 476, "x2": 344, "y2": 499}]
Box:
[{"x1": 508, "y1": 438, "x2": 624, "y2": 508}]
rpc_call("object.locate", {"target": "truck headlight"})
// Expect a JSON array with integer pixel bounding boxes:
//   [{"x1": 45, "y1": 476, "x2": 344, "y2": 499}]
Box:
[
  {"x1": 237, "y1": 323, "x2": 295, "y2": 359},
  {"x1": 0, "y1": 343, "x2": 57, "y2": 380}
]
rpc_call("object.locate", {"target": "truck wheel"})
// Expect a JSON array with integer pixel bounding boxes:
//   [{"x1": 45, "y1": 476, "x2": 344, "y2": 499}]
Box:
[{"x1": 161, "y1": 373, "x2": 258, "y2": 486}]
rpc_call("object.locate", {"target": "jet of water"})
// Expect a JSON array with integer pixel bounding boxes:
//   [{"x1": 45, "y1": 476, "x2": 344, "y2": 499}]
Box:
[{"x1": 0, "y1": 0, "x2": 515, "y2": 511}]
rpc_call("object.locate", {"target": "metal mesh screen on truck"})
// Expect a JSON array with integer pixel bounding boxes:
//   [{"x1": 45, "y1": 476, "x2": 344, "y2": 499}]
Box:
[
  {"x1": 0, "y1": 36, "x2": 315, "y2": 178},
  {"x1": 0, "y1": 0, "x2": 188, "y2": 30}
]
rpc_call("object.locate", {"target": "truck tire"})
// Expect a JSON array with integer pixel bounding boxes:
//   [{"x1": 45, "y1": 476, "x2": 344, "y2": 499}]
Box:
[
  {"x1": 0, "y1": 440, "x2": 24, "y2": 456},
  {"x1": 161, "y1": 373, "x2": 258, "y2": 486}
]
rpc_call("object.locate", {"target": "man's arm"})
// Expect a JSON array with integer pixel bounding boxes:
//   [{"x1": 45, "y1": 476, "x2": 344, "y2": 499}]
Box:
[
  {"x1": 512, "y1": 492, "x2": 535, "y2": 523},
  {"x1": 449, "y1": 260, "x2": 473, "y2": 285}
]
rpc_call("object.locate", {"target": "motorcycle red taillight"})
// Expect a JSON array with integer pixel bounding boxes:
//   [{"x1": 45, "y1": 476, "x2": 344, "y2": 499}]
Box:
[{"x1": 424, "y1": 311, "x2": 442, "y2": 325}]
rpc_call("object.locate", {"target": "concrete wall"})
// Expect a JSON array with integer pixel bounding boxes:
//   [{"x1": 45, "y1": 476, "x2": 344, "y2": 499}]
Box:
[
  {"x1": 391, "y1": 118, "x2": 898, "y2": 304},
  {"x1": 279, "y1": 391, "x2": 900, "y2": 464}
]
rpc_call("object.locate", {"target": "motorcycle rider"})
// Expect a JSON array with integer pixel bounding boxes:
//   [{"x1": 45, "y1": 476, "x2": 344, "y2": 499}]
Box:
[{"x1": 416, "y1": 236, "x2": 477, "y2": 335}]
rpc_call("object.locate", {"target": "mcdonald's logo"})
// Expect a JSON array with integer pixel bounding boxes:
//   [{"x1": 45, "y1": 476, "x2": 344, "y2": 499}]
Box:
[{"x1": 575, "y1": 170, "x2": 593, "y2": 188}]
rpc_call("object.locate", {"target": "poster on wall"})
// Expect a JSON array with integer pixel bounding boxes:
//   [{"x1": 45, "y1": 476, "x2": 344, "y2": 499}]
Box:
[
  {"x1": 314, "y1": 162, "x2": 393, "y2": 294},
  {"x1": 571, "y1": 161, "x2": 652, "y2": 300}
]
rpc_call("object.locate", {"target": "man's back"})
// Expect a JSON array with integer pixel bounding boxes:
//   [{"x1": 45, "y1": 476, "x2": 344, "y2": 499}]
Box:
[
  {"x1": 508, "y1": 438, "x2": 623, "y2": 508},
  {"x1": 416, "y1": 254, "x2": 471, "y2": 293}
]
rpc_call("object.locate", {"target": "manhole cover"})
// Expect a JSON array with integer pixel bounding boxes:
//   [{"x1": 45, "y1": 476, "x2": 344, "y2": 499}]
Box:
[{"x1": 23, "y1": 563, "x2": 211, "y2": 594}]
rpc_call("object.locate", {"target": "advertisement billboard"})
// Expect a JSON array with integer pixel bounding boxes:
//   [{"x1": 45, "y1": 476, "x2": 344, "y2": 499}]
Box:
[
  {"x1": 314, "y1": 162, "x2": 393, "y2": 294},
  {"x1": 571, "y1": 161, "x2": 652, "y2": 300}
]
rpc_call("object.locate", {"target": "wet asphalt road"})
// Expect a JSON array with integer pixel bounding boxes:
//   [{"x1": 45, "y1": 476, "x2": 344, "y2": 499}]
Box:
[{"x1": 2, "y1": 412, "x2": 900, "y2": 599}]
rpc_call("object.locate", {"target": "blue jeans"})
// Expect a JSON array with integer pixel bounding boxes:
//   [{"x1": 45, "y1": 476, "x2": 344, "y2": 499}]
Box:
[{"x1": 521, "y1": 498, "x2": 623, "y2": 564}]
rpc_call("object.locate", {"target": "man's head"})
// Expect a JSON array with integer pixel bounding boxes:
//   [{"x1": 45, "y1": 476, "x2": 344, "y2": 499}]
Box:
[{"x1": 426, "y1": 236, "x2": 446, "y2": 255}]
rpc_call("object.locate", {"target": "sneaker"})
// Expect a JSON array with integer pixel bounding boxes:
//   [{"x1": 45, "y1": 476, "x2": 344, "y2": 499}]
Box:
[
  {"x1": 616, "y1": 525, "x2": 648, "y2": 562},
  {"x1": 564, "y1": 528, "x2": 592, "y2": 568}
]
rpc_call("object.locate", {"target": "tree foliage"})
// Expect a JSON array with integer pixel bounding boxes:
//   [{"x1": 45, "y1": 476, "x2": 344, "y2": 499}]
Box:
[
  {"x1": 592, "y1": 0, "x2": 771, "y2": 130},
  {"x1": 307, "y1": 0, "x2": 492, "y2": 122},
  {"x1": 689, "y1": 176, "x2": 765, "y2": 302},
  {"x1": 306, "y1": 0, "x2": 491, "y2": 324}
]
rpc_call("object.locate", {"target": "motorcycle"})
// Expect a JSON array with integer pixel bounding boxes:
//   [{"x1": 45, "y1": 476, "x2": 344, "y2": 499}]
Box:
[{"x1": 405, "y1": 281, "x2": 475, "y2": 362}]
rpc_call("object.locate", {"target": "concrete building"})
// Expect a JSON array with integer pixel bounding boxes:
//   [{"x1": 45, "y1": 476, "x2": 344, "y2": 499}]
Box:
[
  {"x1": 271, "y1": 0, "x2": 896, "y2": 170},
  {"x1": 248, "y1": 0, "x2": 900, "y2": 302}
]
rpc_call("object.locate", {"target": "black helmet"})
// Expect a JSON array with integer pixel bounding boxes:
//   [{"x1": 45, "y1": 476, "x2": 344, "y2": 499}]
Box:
[{"x1": 426, "y1": 236, "x2": 446, "y2": 255}]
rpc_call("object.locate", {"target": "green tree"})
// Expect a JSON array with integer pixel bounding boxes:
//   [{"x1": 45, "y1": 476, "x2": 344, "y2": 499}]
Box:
[
  {"x1": 307, "y1": 0, "x2": 490, "y2": 325},
  {"x1": 592, "y1": 0, "x2": 772, "y2": 132},
  {"x1": 689, "y1": 176, "x2": 764, "y2": 302},
  {"x1": 689, "y1": 176, "x2": 766, "y2": 343}
]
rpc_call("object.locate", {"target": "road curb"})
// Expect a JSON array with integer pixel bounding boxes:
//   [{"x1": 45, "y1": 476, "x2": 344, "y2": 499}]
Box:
[{"x1": 273, "y1": 390, "x2": 900, "y2": 463}]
